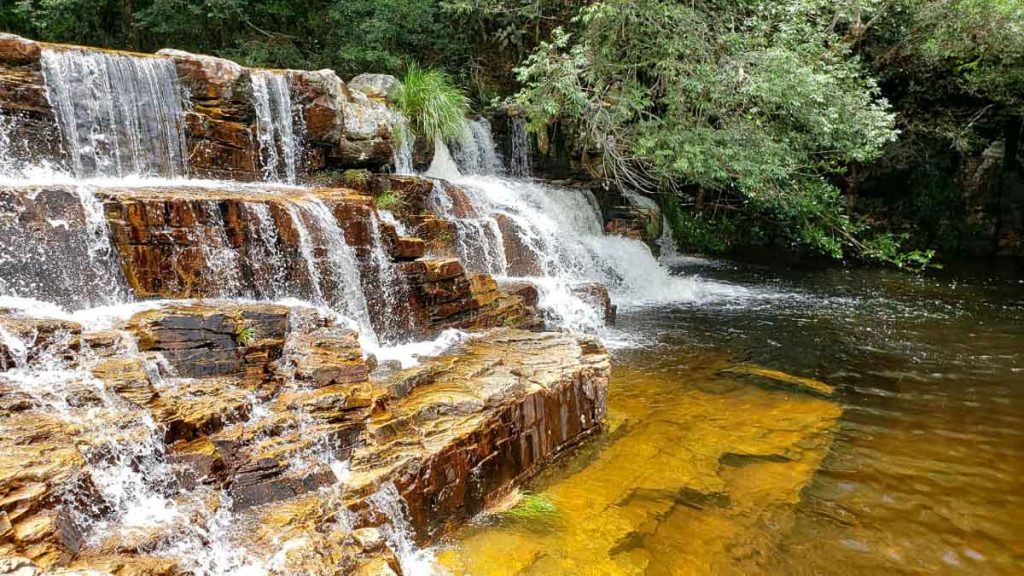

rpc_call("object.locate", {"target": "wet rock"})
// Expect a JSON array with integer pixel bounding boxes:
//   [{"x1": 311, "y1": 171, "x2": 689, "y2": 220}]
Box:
[
  {"x1": 286, "y1": 326, "x2": 368, "y2": 387},
  {"x1": 392, "y1": 237, "x2": 425, "y2": 261},
  {"x1": 495, "y1": 213, "x2": 544, "y2": 276},
  {"x1": 0, "y1": 314, "x2": 82, "y2": 371},
  {"x1": 127, "y1": 302, "x2": 289, "y2": 378},
  {"x1": 0, "y1": 34, "x2": 40, "y2": 65},
  {"x1": 288, "y1": 69, "x2": 395, "y2": 170},
  {"x1": 346, "y1": 329, "x2": 610, "y2": 542},
  {"x1": 89, "y1": 358, "x2": 158, "y2": 406},
  {"x1": 0, "y1": 413, "x2": 96, "y2": 569},
  {"x1": 156, "y1": 49, "x2": 259, "y2": 181},
  {"x1": 604, "y1": 204, "x2": 662, "y2": 249},
  {"x1": 399, "y1": 259, "x2": 540, "y2": 335},
  {"x1": 571, "y1": 282, "x2": 617, "y2": 326}
]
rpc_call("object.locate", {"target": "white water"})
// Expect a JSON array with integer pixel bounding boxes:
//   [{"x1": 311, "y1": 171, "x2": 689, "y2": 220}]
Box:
[
  {"x1": 0, "y1": 105, "x2": 16, "y2": 175},
  {"x1": 40, "y1": 48, "x2": 189, "y2": 179},
  {"x1": 0, "y1": 184, "x2": 132, "y2": 308},
  {"x1": 251, "y1": 72, "x2": 300, "y2": 183},
  {"x1": 202, "y1": 201, "x2": 247, "y2": 297},
  {"x1": 452, "y1": 118, "x2": 501, "y2": 176},
  {"x1": 285, "y1": 197, "x2": 378, "y2": 348},
  {"x1": 245, "y1": 202, "x2": 290, "y2": 298},
  {"x1": 391, "y1": 110, "x2": 415, "y2": 175},
  {"x1": 426, "y1": 141, "x2": 750, "y2": 332},
  {"x1": 0, "y1": 299, "x2": 378, "y2": 576},
  {"x1": 367, "y1": 213, "x2": 413, "y2": 342},
  {"x1": 368, "y1": 483, "x2": 442, "y2": 576}
]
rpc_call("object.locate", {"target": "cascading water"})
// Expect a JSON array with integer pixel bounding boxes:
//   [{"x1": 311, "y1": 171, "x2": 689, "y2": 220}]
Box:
[
  {"x1": 507, "y1": 116, "x2": 531, "y2": 178},
  {"x1": 428, "y1": 138, "x2": 746, "y2": 332},
  {"x1": 201, "y1": 202, "x2": 247, "y2": 298},
  {"x1": 40, "y1": 48, "x2": 189, "y2": 179},
  {"x1": 390, "y1": 110, "x2": 415, "y2": 175},
  {"x1": 251, "y1": 71, "x2": 300, "y2": 183},
  {"x1": 452, "y1": 118, "x2": 501, "y2": 176},
  {"x1": 284, "y1": 198, "x2": 378, "y2": 347},
  {"x1": 426, "y1": 180, "x2": 508, "y2": 276},
  {"x1": 0, "y1": 106, "x2": 14, "y2": 175},
  {"x1": 0, "y1": 185, "x2": 131, "y2": 309},
  {"x1": 244, "y1": 202, "x2": 290, "y2": 298},
  {"x1": 366, "y1": 215, "x2": 413, "y2": 342}
]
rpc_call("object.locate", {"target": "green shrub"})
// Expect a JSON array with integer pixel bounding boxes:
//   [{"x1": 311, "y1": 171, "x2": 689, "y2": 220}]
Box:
[
  {"x1": 395, "y1": 65, "x2": 470, "y2": 145},
  {"x1": 375, "y1": 191, "x2": 401, "y2": 211}
]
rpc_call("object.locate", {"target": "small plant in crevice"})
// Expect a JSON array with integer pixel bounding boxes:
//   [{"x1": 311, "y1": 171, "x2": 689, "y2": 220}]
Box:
[
  {"x1": 235, "y1": 325, "x2": 259, "y2": 347},
  {"x1": 394, "y1": 64, "x2": 470, "y2": 146},
  {"x1": 375, "y1": 190, "x2": 402, "y2": 212}
]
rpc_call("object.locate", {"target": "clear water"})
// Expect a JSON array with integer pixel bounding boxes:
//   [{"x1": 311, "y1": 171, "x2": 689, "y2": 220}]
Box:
[{"x1": 441, "y1": 261, "x2": 1024, "y2": 575}]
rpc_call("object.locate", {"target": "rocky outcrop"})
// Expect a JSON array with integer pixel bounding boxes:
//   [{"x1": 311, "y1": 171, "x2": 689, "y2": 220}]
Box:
[
  {"x1": 346, "y1": 329, "x2": 610, "y2": 542},
  {"x1": 0, "y1": 34, "x2": 62, "y2": 170},
  {"x1": 0, "y1": 301, "x2": 609, "y2": 575},
  {"x1": 0, "y1": 35, "x2": 401, "y2": 180}
]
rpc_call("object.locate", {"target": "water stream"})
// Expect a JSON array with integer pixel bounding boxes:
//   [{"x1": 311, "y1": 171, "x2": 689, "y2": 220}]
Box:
[
  {"x1": 441, "y1": 262, "x2": 1024, "y2": 575},
  {"x1": 251, "y1": 71, "x2": 300, "y2": 183},
  {"x1": 40, "y1": 48, "x2": 189, "y2": 179}
]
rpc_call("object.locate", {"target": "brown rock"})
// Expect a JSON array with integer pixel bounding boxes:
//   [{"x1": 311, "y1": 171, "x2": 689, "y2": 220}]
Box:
[
  {"x1": 572, "y1": 282, "x2": 617, "y2": 326},
  {"x1": 346, "y1": 329, "x2": 610, "y2": 543},
  {"x1": 392, "y1": 237, "x2": 425, "y2": 261}
]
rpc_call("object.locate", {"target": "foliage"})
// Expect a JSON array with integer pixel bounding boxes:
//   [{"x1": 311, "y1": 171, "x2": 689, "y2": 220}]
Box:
[
  {"x1": 341, "y1": 169, "x2": 371, "y2": 188},
  {"x1": 4, "y1": 0, "x2": 1020, "y2": 264},
  {"x1": 235, "y1": 325, "x2": 258, "y2": 347},
  {"x1": 374, "y1": 191, "x2": 401, "y2": 212},
  {"x1": 394, "y1": 65, "x2": 470, "y2": 145},
  {"x1": 510, "y1": 0, "x2": 909, "y2": 264}
]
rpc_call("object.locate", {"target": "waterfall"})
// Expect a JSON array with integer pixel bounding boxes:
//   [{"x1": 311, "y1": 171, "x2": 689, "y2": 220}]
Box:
[
  {"x1": 508, "y1": 116, "x2": 531, "y2": 178},
  {"x1": 285, "y1": 198, "x2": 377, "y2": 347},
  {"x1": 0, "y1": 106, "x2": 15, "y2": 176},
  {"x1": 452, "y1": 118, "x2": 501, "y2": 176},
  {"x1": 0, "y1": 185, "x2": 131, "y2": 309},
  {"x1": 428, "y1": 148, "x2": 745, "y2": 331},
  {"x1": 427, "y1": 177, "x2": 508, "y2": 276},
  {"x1": 0, "y1": 307, "x2": 350, "y2": 575},
  {"x1": 368, "y1": 483, "x2": 440, "y2": 575},
  {"x1": 251, "y1": 71, "x2": 300, "y2": 183},
  {"x1": 367, "y1": 215, "x2": 413, "y2": 342},
  {"x1": 201, "y1": 202, "x2": 246, "y2": 297},
  {"x1": 390, "y1": 110, "x2": 415, "y2": 175},
  {"x1": 40, "y1": 48, "x2": 189, "y2": 179},
  {"x1": 244, "y1": 202, "x2": 289, "y2": 298}
]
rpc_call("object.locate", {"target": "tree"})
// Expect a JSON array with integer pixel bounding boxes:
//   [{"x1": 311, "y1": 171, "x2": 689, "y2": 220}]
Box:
[{"x1": 510, "y1": 0, "x2": 925, "y2": 265}]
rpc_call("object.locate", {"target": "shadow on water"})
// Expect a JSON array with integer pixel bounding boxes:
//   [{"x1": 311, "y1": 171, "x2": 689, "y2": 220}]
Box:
[{"x1": 440, "y1": 259, "x2": 1024, "y2": 575}]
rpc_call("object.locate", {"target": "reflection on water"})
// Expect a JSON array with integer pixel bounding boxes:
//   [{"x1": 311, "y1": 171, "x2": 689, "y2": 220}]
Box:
[{"x1": 441, "y1": 262, "x2": 1024, "y2": 575}]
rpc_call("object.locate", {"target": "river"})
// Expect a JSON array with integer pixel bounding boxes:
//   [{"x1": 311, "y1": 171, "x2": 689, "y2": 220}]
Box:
[{"x1": 440, "y1": 259, "x2": 1024, "y2": 575}]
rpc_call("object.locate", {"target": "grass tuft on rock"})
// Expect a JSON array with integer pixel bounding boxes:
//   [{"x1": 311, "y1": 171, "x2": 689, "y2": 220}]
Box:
[{"x1": 395, "y1": 65, "x2": 469, "y2": 145}]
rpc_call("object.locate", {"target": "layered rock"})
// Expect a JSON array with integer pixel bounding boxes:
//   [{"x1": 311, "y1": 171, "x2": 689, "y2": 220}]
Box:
[
  {"x1": 345, "y1": 330, "x2": 610, "y2": 543},
  {"x1": 0, "y1": 34, "x2": 402, "y2": 180},
  {"x1": 0, "y1": 34, "x2": 62, "y2": 169},
  {"x1": 0, "y1": 301, "x2": 609, "y2": 575}
]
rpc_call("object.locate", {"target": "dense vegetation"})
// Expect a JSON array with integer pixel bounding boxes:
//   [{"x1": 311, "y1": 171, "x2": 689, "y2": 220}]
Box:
[{"x1": 3, "y1": 0, "x2": 1021, "y2": 266}]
